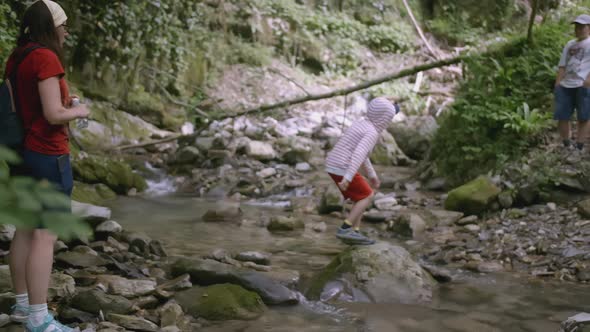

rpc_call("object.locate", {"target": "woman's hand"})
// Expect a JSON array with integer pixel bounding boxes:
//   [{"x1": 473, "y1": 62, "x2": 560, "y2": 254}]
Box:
[{"x1": 73, "y1": 104, "x2": 90, "y2": 119}]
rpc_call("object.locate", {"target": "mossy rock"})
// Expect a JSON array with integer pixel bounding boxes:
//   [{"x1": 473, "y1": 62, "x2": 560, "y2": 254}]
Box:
[
  {"x1": 306, "y1": 242, "x2": 435, "y2": 304},
  {"x1": 175, "y1": 284, "x2": 266, "y2": 321},
  {"x1": 72, "y1": 181, "x2": 117, "y2": 205},
  {"x1": 444, "y1": 176, "x2": 501, "y2": 215},
  {"x1": 70, "y1": 101, "x2": 174, "y2": 151},
  {"x1": 73, "y1": 155, "x2": 147, "y2": 195}
]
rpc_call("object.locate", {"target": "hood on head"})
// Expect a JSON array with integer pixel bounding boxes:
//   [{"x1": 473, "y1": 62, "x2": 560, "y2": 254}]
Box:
[{"x1": 366, "y1": 97, "x2": 396, "y2": 132}]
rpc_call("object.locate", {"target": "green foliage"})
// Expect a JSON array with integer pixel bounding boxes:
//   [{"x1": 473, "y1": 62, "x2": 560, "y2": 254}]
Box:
[
  {"x1": 244, "y1": 0, "x2": 416, "y2": 73},
  {"x1": 0, "y1": 146, "x2": 92, "y2": 240},
  {"x1": 425, "y1": 0, "x2": 519, "y2": 45},
  {"x1": 0, "y1": 3, "x2": 18, "y2": 78},
  {"x1": 430, "y1": 23, "x2": 570, "y2": 185}
]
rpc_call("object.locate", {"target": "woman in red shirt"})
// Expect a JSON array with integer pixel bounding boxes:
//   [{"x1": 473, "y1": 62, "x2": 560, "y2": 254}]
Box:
[{"x1": 4, "y1": 1, "x2": 89, "y2": 331}]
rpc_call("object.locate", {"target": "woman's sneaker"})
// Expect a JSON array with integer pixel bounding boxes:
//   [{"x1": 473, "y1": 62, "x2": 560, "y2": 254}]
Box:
[
  {"x1": 10, "y1": 304, "x2": 29, "y2": 323},
  {"x1": 25, "y1": 314, "x2": 78, "y2": 332},
  {"x1": 336, "y1": 227, "x2": 375, "y2": 245}
]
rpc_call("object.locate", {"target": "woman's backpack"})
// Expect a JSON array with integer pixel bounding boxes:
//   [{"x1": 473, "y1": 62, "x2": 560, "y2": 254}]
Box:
[{"x1": 0, "y1": 45, "x2": 44, "y2": 148}]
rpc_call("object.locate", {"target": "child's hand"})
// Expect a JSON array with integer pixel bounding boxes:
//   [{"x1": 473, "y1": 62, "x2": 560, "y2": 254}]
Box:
[
  {"x1": 369, "y1": 177, "x2": 381, "y2": 189},
  {"x1": 338, "y1": 179, "x2": 350, "y2": 191}
]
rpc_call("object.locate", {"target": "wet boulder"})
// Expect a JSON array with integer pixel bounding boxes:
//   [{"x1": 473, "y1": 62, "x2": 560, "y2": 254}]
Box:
[
  {"x1": 267, "y1": 216, "x2": 304, "y2": 232},
  {"x1": 0, "y1": 266, "x2": 11, "y2": 293},
  {"x1": 444, "y1": 176, "x2": 501, "y2": 215},
  {"x1": 306, "y1": 242, "x2": 435, "y2": 304},
  {"x1": 70, "y1": 289, "x2": 133, "y2": 315},
  {"x1": 175, "y1": 284, "x2": 266, "y2": 320},
  {"x1": 96, "y1": 275, "x2": 157, "y2": 297},
  {"x1": 370, "y1": 131, "x2": 413, "y2": 166},
  {"x1": 388, "y1": 115, "x2": 438, "y2": 160},
  {"x1": 106, "y1": 314, "x2": 159, "y2": 332},
  {"x1": 318, "y1": 185, "x2": 343, "y2": 214},
  {"x1": 170, "y1": 257, "x2": 298, "y2": 305},
  {"x1": 48, "y1": 273, "x2": 76, "y2": 301},
  {"x1": 201, "y1": 203, "x2": 243, "y2": 222},
  {"x1": 72, "y1": 154, "x2": 147, "y2": 195},
  {"x1": 245, "y1": 141, "x2": 277, "y2": 161}
]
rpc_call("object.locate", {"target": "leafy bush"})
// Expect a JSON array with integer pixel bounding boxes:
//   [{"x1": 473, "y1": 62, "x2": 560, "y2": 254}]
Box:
[
  {"x1": 0, "y1": 146, "x2": 91, "y2": 240},
  {"x1": 0, "y1": 3, "x2": 18, "y2": 78},
  {"x1": 430, "y1": 23, "x2": 571, "y2": 185}
]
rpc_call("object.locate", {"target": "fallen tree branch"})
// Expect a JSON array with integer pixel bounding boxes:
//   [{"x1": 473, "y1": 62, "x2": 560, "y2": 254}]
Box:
[
  {"x1": 402, "y1": 0, "x2": 440, "y2": 60},
  {"x1": 219, "y1": 55, "x2": 465, "y2": 119},
  {"x1": 268, "y1": 68, "x2": 311, "y2": 96},
  {"x1": 116, "y1": 55, "x2": 465, "y2": 151},
  {"x1": 116, "y1": 134, "x2": 182, "y2": 151}
]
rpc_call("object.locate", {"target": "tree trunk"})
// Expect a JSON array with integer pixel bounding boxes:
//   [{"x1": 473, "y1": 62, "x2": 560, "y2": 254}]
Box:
[{"x1": 527, "y1": 0, "x2": 539, "y2": 45}]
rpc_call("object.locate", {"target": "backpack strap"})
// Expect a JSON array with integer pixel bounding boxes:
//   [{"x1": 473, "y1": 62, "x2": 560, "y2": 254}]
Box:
[{"x1": 5, "y1": 45, "x2": 45, "y2": 82}]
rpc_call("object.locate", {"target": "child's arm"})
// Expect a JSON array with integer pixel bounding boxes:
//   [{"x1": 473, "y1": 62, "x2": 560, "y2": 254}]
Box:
[
  {"x1": 343, "y1": 134, "x2": 379, "y2": 183},
  {"x1": 361, "y1": 158, "x2": 378, "y2": 179}
]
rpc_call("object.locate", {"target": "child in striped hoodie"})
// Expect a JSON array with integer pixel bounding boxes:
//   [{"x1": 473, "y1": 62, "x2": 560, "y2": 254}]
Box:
[{"x1": 325, "y1": 97, "x2": 399, "y2": 245}]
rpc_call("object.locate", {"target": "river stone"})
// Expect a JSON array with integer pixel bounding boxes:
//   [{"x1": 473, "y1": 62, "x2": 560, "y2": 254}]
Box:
[
  {"x1": 235, "y1": 251, "x2": 271, "y2": 265},
  {"x1": 256, "y1": 168, "x2": 277, "y2": 179},
  {"x1": 0, "y1": 266, "x2": 11, "y2": 293},
  {"x1": 497, "y1": 191, "x2": 514, "y2": 209},
  {"x1": 127, "y1": 232, "x2": 152, "y2": 255},
  {"x1": 0, "y1": 293, "x2": 14, "y2": 315},
  {"x1": 427, "y1": 209, "x2": 464, "y2": 226},
  {"x1": 60, "y1": 307, "x2": 96, "y2": 324},
  {"x1": 175, "y1": 146, "x2": 201, "y2": 164},
  {"x1": 295, "y1": 162, "x2": 311, "y2": 172},
  {"x1": 170, "y1": 257, "x2": 298, "y2": 305},
  {"x1": 465, "y1": 261, "x2": 504, "y2": 273},
  {"x1": 72, "y1": 201, "x2": 112, "y2": 222},
  {"x1": 277, "y1": 136, "x2": 312, "y2": 164},
  {"x1": 202, "y1": 203, "x2": 243, "y2": 222},
  {"x1": 578, "y1": 268, "x2": 590, "y2": 282},
  {"x1": 318, "y1": 185, "x2": 343, "y2": 214},
  {"x1": 175, "y1": 284, "x2": 266, "y2": 321},
  {"x1": 0, "y1": 314, "x2": 9, "y2": 328},
  {"x1": 245, "y1": 141, "x2": 276, "y2": 161},
  {"x1": 107, "y1": 314, "x2": 158, "y2": 332},
  {"x1": 0, "y1": 225, "x2": 15, "y2": 243},
  {"x1": 306, "y1": 242, "x2": 436, "y2": 304},
  {"x1": 97, "y1": 275, "x2": 157, "y2": 297},
  {"x1": 577, "y1": 199, "x2": 590, "y2": 219},
  {"x1": 96, "y1": 220, "x2": 123, "y2": 234},
  {"x1": 195, "y1": 137, "x2": 215, "y2": 151},
  {"x1": 456, "y1": 215, "x2": 478, "y2": 226},
  {"x1": 370, "y1": 131, "x2": 412, "y2": 166},
  {"x1": 374, "y1": 196, "x2": 398, "y2": 211},
  {"x1": 444, "y1": 176, "x2": 501, "y2": 215},
  {"x1": 388, "y1": 115, "x2": 438, "y2": 160},
  {"x1": 158, "y1": 302, "x2": 184, "y2": 327},
  {"x1": 55, "y1": 251, "x2": 108, "y2": 268},
  {"x1": 48, "y1": 273, "x2": 76, "y2": 301},
  {"x1": 71, "y1": 289, "x2": 133, "y2": 315},
  {"x1": 390, "y1": 214, "x2": 426, "y2": 238},
  {"x1": 267, "y1": 216, "x2": 304, "y2": 232}
]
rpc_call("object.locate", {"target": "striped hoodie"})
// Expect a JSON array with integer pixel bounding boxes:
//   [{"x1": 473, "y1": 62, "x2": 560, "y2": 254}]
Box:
[{"x1": 325, "y1": 97, "x2": 397, "y2": 182}]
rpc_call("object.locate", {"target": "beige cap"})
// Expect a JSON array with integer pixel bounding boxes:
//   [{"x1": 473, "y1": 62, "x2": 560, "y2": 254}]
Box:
[{"x1": 40, "y1": 0, "x2": 67, "y2": 27}]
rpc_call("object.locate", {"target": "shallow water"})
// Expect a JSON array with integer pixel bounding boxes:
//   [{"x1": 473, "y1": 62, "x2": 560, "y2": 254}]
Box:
[{"x1": 109, "y1": 195, "x2": 590, "y2": 332}]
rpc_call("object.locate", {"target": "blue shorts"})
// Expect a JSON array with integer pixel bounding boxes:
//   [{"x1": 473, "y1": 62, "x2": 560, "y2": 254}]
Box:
[
  {"x1": 554, "y1": 85, "x2": 590, "y2": 121},
  {"x1": 14, "y1": 149, "x2": 73, "y2": 212}
]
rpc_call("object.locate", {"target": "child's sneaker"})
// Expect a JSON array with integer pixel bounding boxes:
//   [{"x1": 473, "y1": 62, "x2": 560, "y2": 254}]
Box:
[
  {"x1": 25, "y1": 314, "x2": 78, "y2": 332},
  {"x1": 336, "y1": 228, "x2": 375, "y2": 245},
  {"x1": 10, "y1": 304, "x2": 29, "y2": 323}
]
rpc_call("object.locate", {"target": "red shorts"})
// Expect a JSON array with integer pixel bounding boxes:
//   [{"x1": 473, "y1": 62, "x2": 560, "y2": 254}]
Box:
[{"x1": 328, "y1": 173, "x2": 373, "y2": 202}]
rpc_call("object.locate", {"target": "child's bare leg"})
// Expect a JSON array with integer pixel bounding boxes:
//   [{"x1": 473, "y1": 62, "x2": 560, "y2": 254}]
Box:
[{"x1": 348, "y1": 193, "x2": 374, "y2": 229}]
